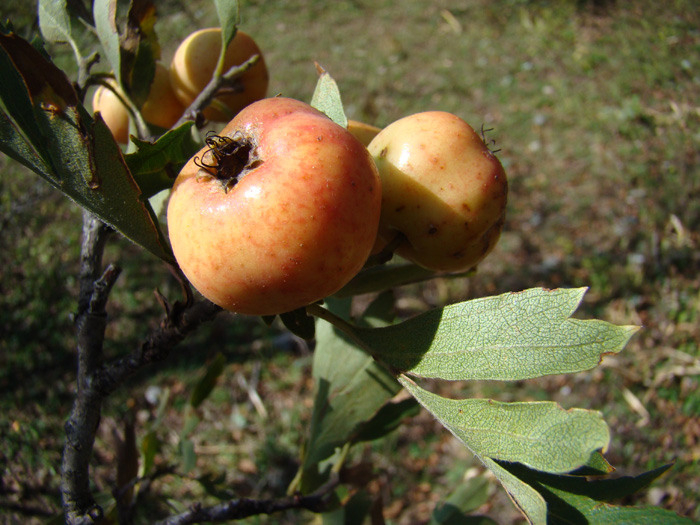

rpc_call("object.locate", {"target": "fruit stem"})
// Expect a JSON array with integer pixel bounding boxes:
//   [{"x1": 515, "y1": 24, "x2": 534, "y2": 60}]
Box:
[{"x1": 306, "y1": 303, "x2": 369, "y2": 352}]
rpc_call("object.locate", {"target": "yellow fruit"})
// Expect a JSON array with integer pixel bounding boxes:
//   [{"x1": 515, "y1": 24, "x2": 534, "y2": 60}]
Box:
[{"x1": 169, "y1": 28, "x2": 269, "y2": 122}]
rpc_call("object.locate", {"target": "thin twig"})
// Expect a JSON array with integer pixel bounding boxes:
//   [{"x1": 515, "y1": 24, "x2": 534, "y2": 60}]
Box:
[
  {"x1": 154, "y1": 475, "x2": 340, "y2": 525},
  {"x1": 173, "y1": 54, "x2": 261, "y2": 129},
  {"x1": 91, "y1": 299, "x2": 222, "y2": 396}
]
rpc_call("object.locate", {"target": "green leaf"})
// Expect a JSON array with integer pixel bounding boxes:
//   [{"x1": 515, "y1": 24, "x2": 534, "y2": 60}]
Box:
[
  {"x1": 93, "y1": 0, "x2": 122, "y2": 84},
  {"x1": 298, "y1": 298, "x2": 400, "y2": 491},
  {"x1": 432, "y1": 475, "x2": 496, "y2": 525},
  {"x1": 498, "y1": 460, "x2": 671, "y2": 505},
  {"x1": 280, "y1": 307, "x2": 316, "y2": 340},
  {"x1": 179, "y1": 438, "x2": 196, "y2": 474},
  {"x1": 0, "y1": 32, "x2": 173, "y2": 262},
  {"x1": 352, "y1": 397, "x2": 419, "y2": 443},
  {"x1": 0, "y1": 111, "x2": 52, "y2": 180},
  {"x1": 38, "y1": 0, "x2": 73, "y2": 45},
  {"x1": 140, "y1": 430, "x2": 161, "y2": 476},
  {"x1": 483, "y1": 457, "x2": 548, "y2": 524},
  {"x1": 181, "y1": 412, "x2": 200, "y2": 437},
  {"x1": 358, "y1": 288, "x2": 639, "y2": 381},
  {"x1": 189, "y1": 352, "x2": 226, "y2": 408},
  {"x1": 496, "y1": 461, "x2": 694, "y2": 524},
  {"x1": 571, "y1": 450, "x2": 614, "y2": 476},
  {"x1": 124, "y1": 122, "x2": 198, "y2": 198},
  {"x1": 335, "y1": 261, "x2": 439, "y2": 298},
  {"x1": 310, "y1": 64, "x2": 347, "y2": 128},
  {"x1": 0, "y1": 33, "x2": 56, "y2": 167},
  {"x1": 399, "y1": 377, "x2": 610, "y2": 474},
  {"x1": 215, "y1": 0, "x2": 240, "y2": 53},
  {"x1": 122, "y1": 0, "x2": 160, "y2": 107}
]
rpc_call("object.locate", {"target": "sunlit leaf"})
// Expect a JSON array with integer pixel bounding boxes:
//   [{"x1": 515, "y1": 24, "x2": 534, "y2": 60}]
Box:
[
  {"x1": 93, "y1": 0, "x2": 121, "y2": 84},
  {"x1": 310, "y1": 64, "x2": 347, "y2": 128},
  {"x1": 358, "y1": 288, "x2": 639, "y2": 381},
  {"x1": 483, "y1": 457, "x2": 547, "y2": 524},
  {"x1": 215, "y1": 0, "x2": 240, "y2": 53},
  {"x1": 400, "y1": 377, "x2": 610, "y2": 474},
  {"x1": 124, "y1": 122, "x2": 198, "y2": 198},
  {"x1": 38, "y1": 0, "x2": 73, "y2": 45}
]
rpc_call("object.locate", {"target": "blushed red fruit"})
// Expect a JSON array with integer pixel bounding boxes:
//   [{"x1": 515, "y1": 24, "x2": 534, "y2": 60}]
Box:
[
  {"x1": 169, "y1": 28, "x2": 269, "y2": 122},
  {"x1": 367, "y1": 111, "x2": 508, "y2": 272},
  {"x1": 167, "y1": 97, "x2": 382, "y2": 315}
]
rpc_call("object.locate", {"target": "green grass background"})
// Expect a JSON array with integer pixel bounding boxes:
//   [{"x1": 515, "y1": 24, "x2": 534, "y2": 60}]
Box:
[{"x1": 1, "y1": 0, "x2": 699, "y2": 522}]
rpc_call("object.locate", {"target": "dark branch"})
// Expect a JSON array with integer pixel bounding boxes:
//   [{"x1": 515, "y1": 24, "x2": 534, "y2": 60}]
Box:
[
  {"x1": 63, "y1": 258, "x2": 122, "y2": 525},
  {"x1": 62, "y1": 213, "x2": 223, "y2": 525},
  {"x1": 76, "y1": 210, "x2": 111, "y2": 317},
  {"x1": 91, "y1": 298, "x2": 222, "y2": 396},
  {"x1": 154, "y1": 476, "x2": 339, "y2": 525}
]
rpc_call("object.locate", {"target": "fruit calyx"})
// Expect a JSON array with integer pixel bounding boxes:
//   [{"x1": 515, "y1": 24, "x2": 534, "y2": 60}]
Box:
[{"x1": 194, "y1": 131, "x2": 262, "y2": 191}]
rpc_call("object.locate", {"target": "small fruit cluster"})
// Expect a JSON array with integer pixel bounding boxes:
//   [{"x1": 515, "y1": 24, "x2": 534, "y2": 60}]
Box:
[
  {"x1": 167, "y1": 97, "x2": 508, "y2": 316},
  {"x1": 92, "y1": 28, "x2": 269, "y2": 143}
]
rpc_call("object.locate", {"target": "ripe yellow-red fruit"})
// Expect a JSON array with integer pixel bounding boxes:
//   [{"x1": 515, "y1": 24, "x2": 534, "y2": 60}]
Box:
[
  {"x1": 92, "y1": 63, "x2": 185, "y2": 143},
  {"x1": 141, "y1": 63, "x2": 185, "y2": 129},
  {"x1": 169, "y1": 28, "x2": 269, "y2": 122},
  {"x1": 167, "y1": 97, "x2": 382, "y2": 315},
  {"x1": 347, "y1": 120, "x2": 381, "y2": 147},
  {"x1": 92, "y1": 81, "x2": 129, "y2": 143},
  {"x1": 368, "y1": 111, "x2": 508, "y2": 272}
]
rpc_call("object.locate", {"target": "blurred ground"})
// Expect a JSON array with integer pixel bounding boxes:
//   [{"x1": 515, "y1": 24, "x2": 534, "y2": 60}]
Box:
[{"x1": 1, "y1": 0, "x2": 698, "y2": 523}]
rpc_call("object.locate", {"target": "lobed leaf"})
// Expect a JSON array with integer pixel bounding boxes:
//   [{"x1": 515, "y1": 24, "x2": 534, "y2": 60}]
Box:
[
  {"x1": 357, "y1": 288, "x2": 639, "y2": 381},
  {"x1": 310, "y1": 64, "x2": 347, "y2": 128},
  {"x1": 400, "y1": 377, "x2": 610, "y2": 474}
]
